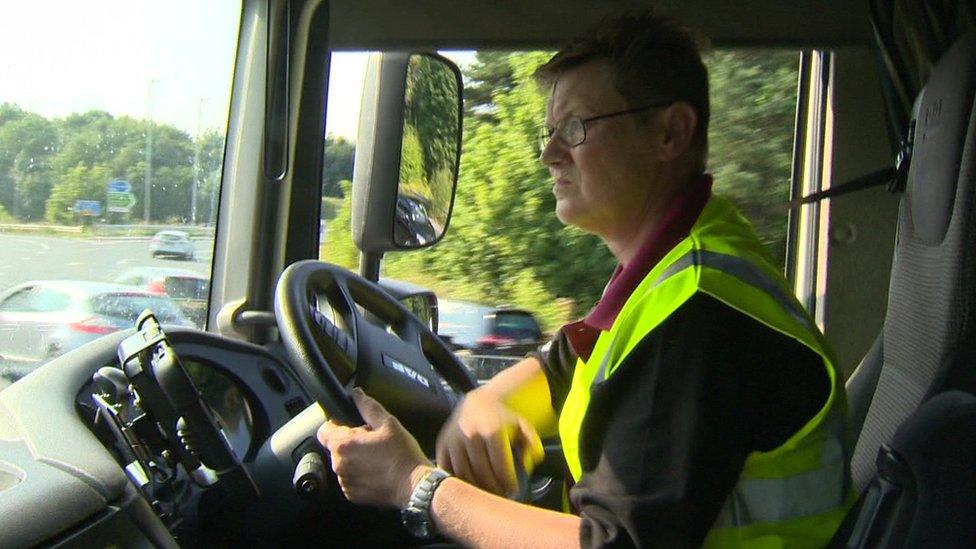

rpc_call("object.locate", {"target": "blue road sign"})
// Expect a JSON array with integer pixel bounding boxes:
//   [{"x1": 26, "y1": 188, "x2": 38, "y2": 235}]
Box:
[
  {"x1": 73, "y1": 200, "x2": 103, "y2": 217},
  {"x1": 107, "y1": 179, "x2": 131, "y2": 193}
]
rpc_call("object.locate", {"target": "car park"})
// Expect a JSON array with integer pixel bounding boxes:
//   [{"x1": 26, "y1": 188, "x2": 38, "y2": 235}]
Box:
[
  {"x1": 0, "y1": 1, "x2": 974, "y2": 547},
  {"x1": 149, "y1": 230, "x2": 196, "y2": 260},
  {"x1": 113, "y1": 267, "x2": 211, "y2": 328}
]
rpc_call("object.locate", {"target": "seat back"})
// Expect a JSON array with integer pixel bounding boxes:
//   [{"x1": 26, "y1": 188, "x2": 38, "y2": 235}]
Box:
[
  {"x1": 842, "y1": 391, "x2": 976, "y2": 547},
  {"x1": 844, "y1": 25, "x2": 976, "y2": 498},
  {"x1": 834, "y1": 29, "x2": 976, "y2": 547}
]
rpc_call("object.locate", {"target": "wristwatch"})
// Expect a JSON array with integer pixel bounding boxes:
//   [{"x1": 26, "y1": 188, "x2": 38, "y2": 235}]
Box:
[{"x1": 401, "y1": 467, "x2": 451, "y2": 539}]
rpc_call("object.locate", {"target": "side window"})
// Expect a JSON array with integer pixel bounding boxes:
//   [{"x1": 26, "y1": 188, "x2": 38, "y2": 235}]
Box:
[
  {"x1": 320, "y1": 49, "x2": 800, "y2": 380},
  {"x1": 0, "y1": 2, "x2": 241, "y2": 377},
  {"x1": 0, "y1": 288, "x2": 36, "y2": 311},
  {"x1": 33, "y1": 289, "x2": 71, "y2": 312},
  {"x1": 494, "y1": 312, "x2": 542, "y2": 341},
  {"x1": 319, "y1": 53, "x2": 368, "y2": 272}
]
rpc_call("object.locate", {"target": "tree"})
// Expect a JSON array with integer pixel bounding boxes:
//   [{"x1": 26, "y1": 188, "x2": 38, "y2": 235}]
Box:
[
  {"x1": 322, "y1": 134, "x2": 355, "y2": 198},
  {"x1": 0, "y1": 105, "x2": 209, "y2": 226},
  {"x1": 706, "y1": 49, "x2": 798, "y2": 265},
  {"x1": 406, "y1": 55, "x2": 460, "y2": 173},
  {"x1": 45, "y1": 164, "x2": 111, "y2": 224},
  {"x1": 463, "y1": 52, "x2": 518, "y2": 123},
  {"x1": 194, "y1": 130, "x2": 226, "y2": 224},
  {"x1": 0, "y1": 111, "x2": 59, "y2": 221}
]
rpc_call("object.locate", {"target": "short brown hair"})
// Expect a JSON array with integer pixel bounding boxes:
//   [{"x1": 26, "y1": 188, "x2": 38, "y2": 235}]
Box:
[{"x1": 535, "y1": 10, "x2": 710, "y2": 166}]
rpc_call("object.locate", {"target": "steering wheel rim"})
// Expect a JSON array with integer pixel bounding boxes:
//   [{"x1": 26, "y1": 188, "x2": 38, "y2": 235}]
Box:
[{"x1": 274, "y1": 260, "x2": 476, "y2": 446}]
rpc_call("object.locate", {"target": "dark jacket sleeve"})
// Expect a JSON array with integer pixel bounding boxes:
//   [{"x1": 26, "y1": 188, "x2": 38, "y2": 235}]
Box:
[{"x1": 571, "y1": 293, "x2": 829, "y2": 548}]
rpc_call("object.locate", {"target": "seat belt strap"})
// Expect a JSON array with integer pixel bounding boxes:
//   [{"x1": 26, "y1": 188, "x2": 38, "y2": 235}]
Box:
[
  {"x1": 788, "y1": 166, "x2": 896, "y2": 208},
  {"x1": 788, "y1": 132, "x2": 913, "y2": 209}
]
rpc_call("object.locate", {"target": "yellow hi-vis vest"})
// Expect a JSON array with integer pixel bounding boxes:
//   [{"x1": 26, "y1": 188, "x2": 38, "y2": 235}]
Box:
[{"x1": 558, "y1": 196, "x2": 854, "y2": 548}]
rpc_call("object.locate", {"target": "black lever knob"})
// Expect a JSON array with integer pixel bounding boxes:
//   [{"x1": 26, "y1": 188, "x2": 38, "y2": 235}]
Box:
[{"x1": 93, "y1": 366, "x2": 131, "y2": 401}]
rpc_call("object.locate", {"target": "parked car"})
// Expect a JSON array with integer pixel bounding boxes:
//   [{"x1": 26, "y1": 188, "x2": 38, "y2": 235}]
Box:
[
  {"x1": 114, "y1": 267, "x2": 210, "y2": 328},
  {"x1": 0, "y1": 281, "x2": 192, "y2": 380},
  {"x1": 149, "y1": 230, "x2": 196, "y2": 260}
]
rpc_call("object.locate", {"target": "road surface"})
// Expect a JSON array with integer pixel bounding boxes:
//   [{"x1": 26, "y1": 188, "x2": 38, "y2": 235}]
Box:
[{"x1": 0, "y1": 233, "x2": 213, "y2": 293}]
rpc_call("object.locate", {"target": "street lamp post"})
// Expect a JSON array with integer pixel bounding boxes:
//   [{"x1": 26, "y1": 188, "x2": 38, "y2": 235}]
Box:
[
  {"x1": 192, "y1": 98, "x2": 205, "y2": 225},
  {"x1": 144, "y1": 79, "x2": 158, "y2": 224}
]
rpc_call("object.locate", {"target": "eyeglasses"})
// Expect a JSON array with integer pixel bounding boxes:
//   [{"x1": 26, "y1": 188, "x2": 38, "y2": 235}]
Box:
[{"x1": 538, "y1": 101, "x2": 674, "y2": 151}]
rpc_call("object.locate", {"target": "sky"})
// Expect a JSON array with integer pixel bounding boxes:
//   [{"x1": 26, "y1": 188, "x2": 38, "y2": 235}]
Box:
[{"x1": 0, "y1": 0, "x2": 474, "y2": 143}]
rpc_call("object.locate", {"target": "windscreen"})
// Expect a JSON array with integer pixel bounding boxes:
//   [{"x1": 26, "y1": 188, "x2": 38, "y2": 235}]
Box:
[
  {"x1": 91, "y1": 293, "x2": 186, "y2": 324},
  {"x1": 0, "y1": 0, "x2": 240, "y2": 387}
]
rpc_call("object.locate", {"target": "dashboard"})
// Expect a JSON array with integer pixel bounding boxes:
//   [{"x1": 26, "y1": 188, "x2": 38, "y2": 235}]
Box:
[{"x1": 0, "y1": 320, "x2": 416, "y2": 548}]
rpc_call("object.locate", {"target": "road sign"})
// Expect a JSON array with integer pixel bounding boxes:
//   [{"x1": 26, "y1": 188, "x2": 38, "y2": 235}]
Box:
[
  {"x1": 73, "y1": 200, "x2": 103, "y2": 217},
  {"x1": 107, "y1": 179, "x2": 131, "y2": 193},
  {"x1": 107, "y1": 192, "x2": 137, "y2": 213}
]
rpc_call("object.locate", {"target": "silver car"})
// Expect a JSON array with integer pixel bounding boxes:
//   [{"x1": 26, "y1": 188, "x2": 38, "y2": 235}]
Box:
[
  {"x1": 149, "y1": 230, "x2": 196, "y2": 260},
  {"x1": 0, "y1": 281, "x2": 192, "y2": 380}
]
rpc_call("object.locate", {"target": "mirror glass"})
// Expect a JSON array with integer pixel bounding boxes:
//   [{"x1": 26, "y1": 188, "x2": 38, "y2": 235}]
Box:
[
  {"x1": 394, "y1": 54, "x2": 461, "y2": 248},
  {"x1": 399, "y1": 293, "x2": 437, "y2": 333}
]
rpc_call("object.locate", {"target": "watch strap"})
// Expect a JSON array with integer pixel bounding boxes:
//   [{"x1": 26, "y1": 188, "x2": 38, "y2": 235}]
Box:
[{"x1": 401, "y1": 467, "x2": 451, "y2": 539}]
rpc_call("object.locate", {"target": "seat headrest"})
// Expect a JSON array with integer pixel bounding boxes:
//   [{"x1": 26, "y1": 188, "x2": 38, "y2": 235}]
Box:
[{"x1": 905, "y1": 32, "x2": 976, "y2": 245}]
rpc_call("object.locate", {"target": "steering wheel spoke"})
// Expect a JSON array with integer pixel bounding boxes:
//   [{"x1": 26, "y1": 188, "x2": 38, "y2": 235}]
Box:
[
  {"x1": 275, "y1": 261, "x2": 476, "y2": 451},
  {"x1": 393, "y1": 318, "x2": 424, "y2": 348}
]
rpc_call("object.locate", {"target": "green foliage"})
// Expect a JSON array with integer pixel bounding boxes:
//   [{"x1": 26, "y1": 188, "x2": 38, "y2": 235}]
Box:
[
  {"x1": 193, "y1": 130, "x2": 226, "y2": 225},
  {"x1": 323, "y1": 135, "x2": 355, "y2": 198},
  {"x1": 463, "y1": 51, "x2": 518, "y2": 123},
  {"x1": 398, "y1": 125, "x2": 427, "y2": 196},
  {"x1": 396, "y1": 55, "x2": 464, "y2": 225},
  {"x1": 0, "y1": 109, "x2": 59, "y2": 221},
  {"x1": 706, "y1": 49, "x2": 798, "y2": 265},
  {"x1": 45, "y1": 164, "x2": 112, "y2": 224},
  {"x1": 405, "y1": 55, "x2": 460, "y2": 184},
  {"x1": 0, "y1": 104, "x2": 224, "y2": 226},
  {"x1": 321, "y1": 194, "x2": 344, "y2": 222},
  {"x1": 320, "y1": 180, "x2": 360, "y2": 270}
]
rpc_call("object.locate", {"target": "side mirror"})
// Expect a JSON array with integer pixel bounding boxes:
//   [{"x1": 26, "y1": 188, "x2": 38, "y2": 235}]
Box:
[
  {"x1": 377, "y1": 278, "x2": 439, "y2": 333},
  {"x1": 352, "y1": 52, "x2": 463, "y2": 252}
]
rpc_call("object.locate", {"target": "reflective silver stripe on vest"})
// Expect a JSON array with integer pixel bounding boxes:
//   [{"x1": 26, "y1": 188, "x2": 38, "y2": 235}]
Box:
[
  {"x1": 595, "y1": 250, "x2": 815, "y2": 383},
  {"x1": 654, "y1": 249, "x2": 816, "y2": 333},
  {"x1": 712, "y1": 408, "x2": 850, "y2": 527},
  {"x1": 594, "y1": 334, "x2": 616, "y2": 383}
]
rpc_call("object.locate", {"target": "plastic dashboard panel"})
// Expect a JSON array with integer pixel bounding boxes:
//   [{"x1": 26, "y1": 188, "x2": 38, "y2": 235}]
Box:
[{"x1": 0, "y1": 327, "x2": 308, "y2": 548}]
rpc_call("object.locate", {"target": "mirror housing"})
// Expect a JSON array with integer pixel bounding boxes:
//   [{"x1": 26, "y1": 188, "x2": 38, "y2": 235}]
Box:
[
  {"x1": 377, "y1": 278, "x2": 439, "y2": 334},
  {"x1": 352, "y1": 52, "x2": 462, "y2": 253}
]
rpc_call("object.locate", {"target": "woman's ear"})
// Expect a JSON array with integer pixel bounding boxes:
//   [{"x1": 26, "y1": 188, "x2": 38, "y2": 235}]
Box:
[{"x1": 657, "y1": 101, "x2": 698, "y2": 162}]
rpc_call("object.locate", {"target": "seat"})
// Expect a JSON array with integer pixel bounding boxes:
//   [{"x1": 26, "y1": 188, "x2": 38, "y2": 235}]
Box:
[{"x1": 832, "y1": 30, "x2": 976, "y2": 547}]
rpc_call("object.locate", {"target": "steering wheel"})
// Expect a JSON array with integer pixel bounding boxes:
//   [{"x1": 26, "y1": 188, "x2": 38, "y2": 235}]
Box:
[{"x1": 274, "y1": 260, "x2": 476, "y2": 452}]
